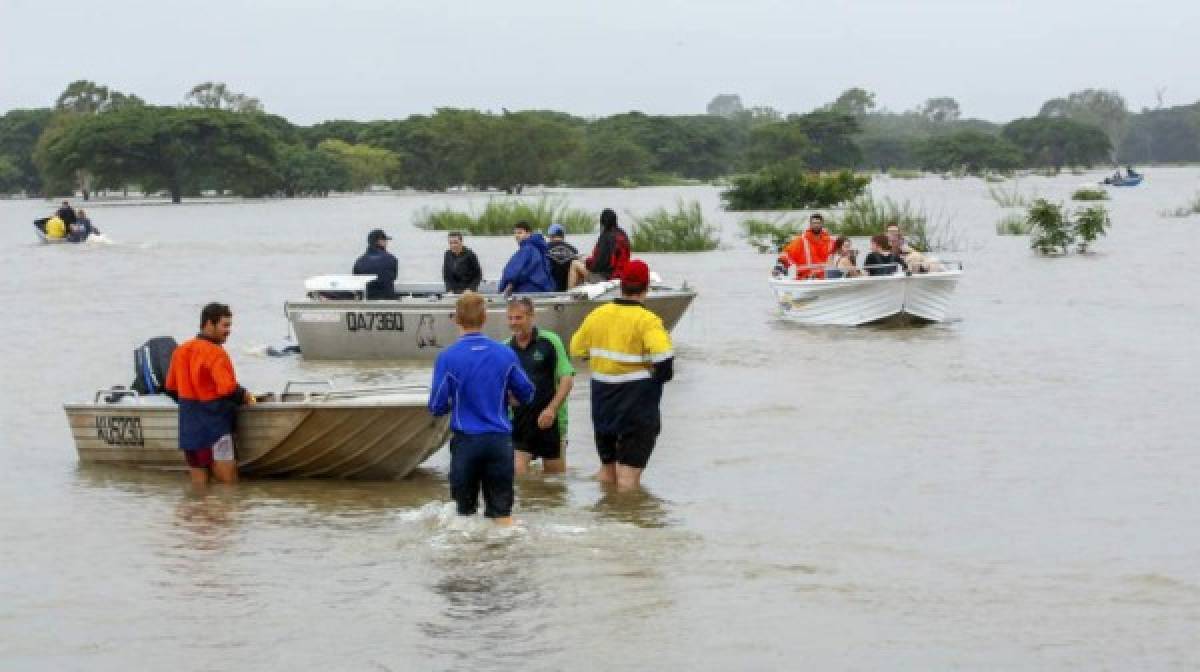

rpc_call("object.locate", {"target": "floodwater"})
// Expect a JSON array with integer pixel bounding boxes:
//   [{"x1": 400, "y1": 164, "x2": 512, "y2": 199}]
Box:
[{"x1": 3, "y1": 169, "x2": 1200, "y2": 670}]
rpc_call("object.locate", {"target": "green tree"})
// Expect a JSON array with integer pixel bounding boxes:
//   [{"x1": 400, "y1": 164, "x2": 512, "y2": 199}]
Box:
[
  {"x1": 745, "y1": 121, "x2": 811, "y2": 170},
  {"x1": 1038, "y1": 89, "x2": 1129, "y2": 157},
  {"x1": 275, "y1": 144, "x2": 350, "y2": 196},
  {"x1": 828, "y1": 87, "x2": 876, "y2": 117},
  {"x1": 706, "y1": 94, "x2": 744, "y2": 118},
  {"x1": 788, "y1": 110, "x2": 862, "y2": 169},
  {"x1": 917, "y1": 97, "x2": 962, "y2": 123},
  {"x1": 185, "y1": 82, "x2": 263, "y2": 113},
  {"x1": 1002, "y1": 117, "x2": 1111, "y2": 169},
  {"x1": 55, "y1": 80, "x2": 144, "y2": 114},
  {"x1": 574, "y1": 131, "x2": 654, "y2": 186},
  {"x1": 36, "y1": 106, "x2": 277, "y2": 203},
  {"x1": 317, "y1": 139, "x2": 401, "y2": 191},
  {"x1": 915, "y1": 131, "x2": 1023, "y2": 173},
  {"x1": 0, "y1": 108, "x2": 54, "y2": 195}
]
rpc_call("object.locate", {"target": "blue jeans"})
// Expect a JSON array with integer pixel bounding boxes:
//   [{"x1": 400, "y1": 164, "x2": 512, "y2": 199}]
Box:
[{"x1": 448, "y1": 432, "x2": 514, "y2": 518}]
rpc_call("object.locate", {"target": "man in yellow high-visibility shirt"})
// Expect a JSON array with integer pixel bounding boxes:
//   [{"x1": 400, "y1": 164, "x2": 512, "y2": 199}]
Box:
[{"x1": 570, "y1": 259, "x2": 674, "y2": 491}]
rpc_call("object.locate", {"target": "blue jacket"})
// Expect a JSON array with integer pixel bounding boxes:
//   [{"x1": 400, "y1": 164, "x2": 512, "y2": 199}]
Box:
[
  {"x1": 352, "y1": 247, "x2": 398, "y2": 299},
  {"x1": 498, "y1": 234, "x2": 555, "y2": 293},
  {"x1": 429, "y1": 333, "x2": 536, "y2": 434}
]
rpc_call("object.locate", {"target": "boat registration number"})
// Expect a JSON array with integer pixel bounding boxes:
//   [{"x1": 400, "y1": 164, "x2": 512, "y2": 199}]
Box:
[
  {"x1": 346, "y1": 312, "x2": 406, "y2": 332},
  {"x1": 96, "y1": 416, "x2": 144, "y2": 447}
]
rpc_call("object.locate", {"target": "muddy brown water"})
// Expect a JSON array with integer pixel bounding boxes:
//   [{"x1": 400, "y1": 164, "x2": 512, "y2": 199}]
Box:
[{"x1": 2, "y1": 170, "x2": 1199, "y2": 669}]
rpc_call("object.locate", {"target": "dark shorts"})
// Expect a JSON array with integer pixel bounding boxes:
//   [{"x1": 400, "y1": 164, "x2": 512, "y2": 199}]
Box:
[
  {"x1": 182, "y1": 435, "x2": 234, "y2": 469},
  {"x1": 513, "y1": 419, "x2": 562, "y2": 461},
  {"x1": 595, "y1": 425, "x2": 659, "y2": 469},
  {"x1": 449, "y1": 432, "x2": 515, "y2": 518}
]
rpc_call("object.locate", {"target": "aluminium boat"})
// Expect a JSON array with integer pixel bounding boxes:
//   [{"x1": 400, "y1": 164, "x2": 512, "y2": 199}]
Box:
[{"x1": 769, "y1": 263, "x2": 962, "y2": 326}]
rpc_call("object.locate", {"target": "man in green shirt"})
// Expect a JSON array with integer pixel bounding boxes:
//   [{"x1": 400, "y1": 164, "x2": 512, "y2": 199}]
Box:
[{"x1": 506, "y1": 297, "x2": 575, "y2": 475}]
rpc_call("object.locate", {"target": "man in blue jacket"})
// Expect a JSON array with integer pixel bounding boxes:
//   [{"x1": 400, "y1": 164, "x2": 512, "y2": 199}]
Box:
[
  {"x1": 429, "y1": 291, "x2": 535, "y2": 525},
  {"x1": 352, "y1": 229, "x2": 398, "y2": 299},
  {"x1": 498, "y1": 221, "x2": 555, "y2": 295}
]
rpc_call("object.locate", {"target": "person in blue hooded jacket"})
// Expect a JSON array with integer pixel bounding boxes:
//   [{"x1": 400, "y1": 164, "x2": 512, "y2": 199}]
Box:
[{"x1": 498, "y1": 221, "x2": 555, "y2": 294}]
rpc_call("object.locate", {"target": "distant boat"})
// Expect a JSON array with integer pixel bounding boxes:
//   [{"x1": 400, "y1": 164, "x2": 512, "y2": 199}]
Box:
[{"x1": 1102, "y1": 172, "x2": 1143, "y2": 187}]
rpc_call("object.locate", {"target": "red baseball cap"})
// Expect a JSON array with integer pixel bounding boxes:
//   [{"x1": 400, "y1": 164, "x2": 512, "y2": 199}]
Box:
[{"x1": 621, "y1": 259, "x2": 650, "y2": 287}]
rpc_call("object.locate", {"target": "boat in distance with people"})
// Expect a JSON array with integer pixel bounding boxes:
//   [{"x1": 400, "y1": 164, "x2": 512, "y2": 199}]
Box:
[
  {"x1": 769, "y1": 262, "x2": 962, "y2": 326},
  {"x1": 284, "y1": 275, "x2": 697, "y2": 360},
  {"x1": 64, "y1": 381, "x2": 451, "y2": 479}
]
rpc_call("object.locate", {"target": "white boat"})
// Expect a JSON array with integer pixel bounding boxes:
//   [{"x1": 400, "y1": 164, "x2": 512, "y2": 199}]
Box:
[
  {"x1": 769, "y1": 263, "x2": 962, "y2": 326},
  {"x1": 64, "y1": 382, "x2": 451, "y2": 479},
  {"x1": 284, "y1": 275, "x2": 697, "y2": 360}
]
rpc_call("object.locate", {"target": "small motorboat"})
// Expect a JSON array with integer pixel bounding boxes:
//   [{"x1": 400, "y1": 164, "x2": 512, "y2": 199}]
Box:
[
  {"x1": 769, "y1": 262, "x2": 963, "y2": 326},
  {"x1": 33, "y1": 218, "x2": 69, "y2": 244},
  {"x1": 1102, "y1": 171, "x2": 1143, "y2": 187},
  {"x1": 284, "y1": 275, "x2": 697, "y2": 360},
  {"x1": 64, "y1": 381, "x2": 451, "y2": 479}
]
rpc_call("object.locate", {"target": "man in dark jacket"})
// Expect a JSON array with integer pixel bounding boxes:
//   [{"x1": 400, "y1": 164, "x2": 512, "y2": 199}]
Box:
[
  {"x1": 352, "y1": 229, "x2": 398, "y2": 299},
  {"x1": 585, "y1": 208, "x2": 630, "y2": 281},
  {"x1": 546, "y1": 223, "x2": 587, "y2": 291},
  {"x1": 442, "y1": 232, "x2": 483, "y2": 293},
  {"x1": 498, "y1": 222, "x2": 555, "y2": 294},
  {"x1": 56, "y1": 200, "x2": 77, "y2": 227}
]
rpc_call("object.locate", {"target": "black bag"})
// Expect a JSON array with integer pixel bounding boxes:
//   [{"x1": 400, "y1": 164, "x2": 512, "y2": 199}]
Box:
[{"x1": 131, "y1": 337, "x2": 178, "y2": 394}]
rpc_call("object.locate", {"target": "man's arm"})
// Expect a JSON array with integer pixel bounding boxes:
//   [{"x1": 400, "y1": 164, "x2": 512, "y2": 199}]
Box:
[
  {"x1": 212, "y1": 350, "x2": 252, "y2": 404},
  {"x1": 428, "y1": 355, "x2": 454, "y2": 416},
  {"x1": 467, "y1": 251, "x2": 483, "y2": 290},
  {"x1": 569, "y1": 316, "x2": 591, "y2": 359},
  {"x1": 506, "y1": 356, "x2": 536, "y2": 405},
  {"x1": 644, "y1": 315, "x2": 675, "y2": 384},
  {"x1": 442, "y1": 252, "x2": 454, "y2": 291}
]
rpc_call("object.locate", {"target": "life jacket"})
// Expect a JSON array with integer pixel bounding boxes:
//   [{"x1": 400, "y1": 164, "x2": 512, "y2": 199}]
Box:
[
  {"x1": 45, "y1": 216, "x2": 66, "y2": 239},
  {"x1": 779, "y1": 229, "x2": 832, "y2": 279}
]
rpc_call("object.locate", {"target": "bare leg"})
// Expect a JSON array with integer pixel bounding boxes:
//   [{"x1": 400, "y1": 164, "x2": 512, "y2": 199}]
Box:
[
  {"x1": 615, "y1": 465, "x2": 643, "y2": 491},
  {"x1": 542, "y1": 457, "x2": 566, "y2": 474},
  {"x1": 189, "y1": 468, "x2": 209, "y2": 487},
  {"x1": 595, "y1": 463, "x2": 616, "y2": 483},
  {"x1": 211, "y1": 460, "x2": 238, "y2": 484},
  {"x1": 514, "y1": 450, "x2": 533, "y2": 476},
  {"x1": 567, "y1": 260, "x2": 588, "y2": 289},
  {"x1": 492, "y1": 516, "x2": 515, "y2": 527}
]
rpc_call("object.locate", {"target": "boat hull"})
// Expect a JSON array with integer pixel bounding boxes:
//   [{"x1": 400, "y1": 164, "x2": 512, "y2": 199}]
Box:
[
  {"x1": 769, "y1": 271, "x2": 961, "y2": 326},
  {"x1": 286, "y1": 288, "x2": 696, "y2": 360},
  {"x1": 64, "y1": 395, "x2": 451, "y2": 479}
]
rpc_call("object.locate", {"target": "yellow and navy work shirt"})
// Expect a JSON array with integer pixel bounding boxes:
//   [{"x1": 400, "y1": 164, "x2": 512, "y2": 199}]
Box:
[{"x1": 570, "y1": 299, "x2": 674, "y2": 433}]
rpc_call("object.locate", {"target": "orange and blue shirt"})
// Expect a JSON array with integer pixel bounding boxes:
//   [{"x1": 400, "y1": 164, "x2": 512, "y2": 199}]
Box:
[{"x1": 165, "y1": 336, "x2": 246, "y2": 451}]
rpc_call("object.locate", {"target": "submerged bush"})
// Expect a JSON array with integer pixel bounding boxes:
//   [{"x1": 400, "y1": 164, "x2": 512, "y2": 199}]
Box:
[
  {"x1": 1074, "y1": 205, "x2": 1110, "y2": 253},
  {"x1": 414, "y1": 196, "x2": 596, "y2": 235},
  {"x1": 1160, "y1": 192, "x2": 1200, "y2": 218},
  {"x1": 1028, "y1": 200, "x2": 1072, "y2": 255},
  {"x1": 886, "y1": 168, "x2": 923, "y2": 179},
  {"x1": 629, "y1": 200, "x2": 719, "y2": 252},
  {"x1": 1071, "y1": 187, "x2": 1109, "y2": 201},
  {"x1": 996, "y1": 212, "x2": 1033, "y2": 235},
  {"x1": 740, "y1": 216, "x2": 804, "y2": 253},
  {"x1": 721, "y1": 162, "x2": 870, "y2": 210},
  {"x1": 988, "y1": 182, "x2": 1029, "y2": 208}
]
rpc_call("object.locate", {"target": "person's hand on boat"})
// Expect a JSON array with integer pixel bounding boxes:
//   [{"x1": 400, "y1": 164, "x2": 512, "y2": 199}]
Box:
[{"x1": 537, "y1": 407, "x2": 556, "y2": 430}]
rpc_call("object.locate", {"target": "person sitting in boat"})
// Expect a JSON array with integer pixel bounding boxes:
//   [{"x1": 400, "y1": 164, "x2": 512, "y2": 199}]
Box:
[
  {"x1": 546, "y1": 223, "x2": 588, "y2": 291},
  {"x1": 67, "y1": 208, "x2": 98, "y2": 242},
  {"x1": 773, "y1": 213, "x2": 832, "y2": 280},
  {"x1": 863, "y1": 235, "x2": 903, "y2": 276},
  {"x1": 827, "y1": 236, "x2": 862, "y2": 278},
  {"x1": 585, "y1": 208, "x2": 631, "y2": 282},
  {"x1": 442, "y1": 231, "x2": 483, "y2": 293},
  {"x1": 352, "y1": 229, "x2": 398, "y2": 300},
  {"x1": 56, "y1": 200, "x2": 77, "y2": 228},
  {"x1": 1125, "y1": 166, "x2": 1140, "y2": 179},
  {"x1": 498, "y1": 221, "x2": 555, "y2": 295}
]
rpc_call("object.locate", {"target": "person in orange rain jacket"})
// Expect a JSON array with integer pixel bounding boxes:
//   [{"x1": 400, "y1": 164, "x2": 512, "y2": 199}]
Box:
[
  {"x1": 165, "y1": 302, "x2": 255, "y2": 486},
  {"x1": 774, "y1": 213, "x2": 833, "y2": 280}
]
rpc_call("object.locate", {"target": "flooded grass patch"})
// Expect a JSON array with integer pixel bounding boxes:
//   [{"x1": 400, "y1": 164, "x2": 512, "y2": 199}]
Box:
[
  {"x1": 414, "y1": 196, "x2": 596, "y2": 235},
  {"x1": 630, "y1": 200, "x2": 719, "y2": 252}
]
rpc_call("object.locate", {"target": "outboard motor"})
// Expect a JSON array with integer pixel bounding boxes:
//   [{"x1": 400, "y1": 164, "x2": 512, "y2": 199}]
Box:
[{"x1": 130, "y1": 336, "x2": 178, "y2": 395}]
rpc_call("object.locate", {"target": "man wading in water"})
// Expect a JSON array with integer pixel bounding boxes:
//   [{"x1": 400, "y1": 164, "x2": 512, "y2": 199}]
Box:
[
  {"x1": 570, "y1": 260, "x2": 674, "y2": 490},
  {"x1": 165, "y1": 303, "x2": 255, "y2": 486},
  {"x1": 429, "y1": 292, "x2": 535, "y2": 525},
  {"x1": 506, "y1": 297, "x2": 575, "y2": 476}
]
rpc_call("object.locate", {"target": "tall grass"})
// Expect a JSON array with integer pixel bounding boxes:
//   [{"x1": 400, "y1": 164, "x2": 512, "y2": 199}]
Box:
[
  {"x1": 996, "y1": 212, "x2": 1033, "y2": 235},
  {"x1": 739, "y1": 216, "x2": 804, "y2": 253},
  {"x1": 629, "y1": 200, "x2": 719, "y2": 252},
  {"x1": 829, "y1": 196, "x2": 963, "y2": 252},
  {"x1": 1071, "y1": 187, "x2": 1109, "y2": 201},
  {"x1": 988, "y1": 182, "x2": 1029, "y2": 208},
  {"x1": 1160, "y1": 192, "x2": 1200, "y2": 217},
  {"x1": 886, "y1": 168, "x2": 923, "y2": 179},
  {"x1": 414, "y1": 196, "x2": 596, "y2": 235}
]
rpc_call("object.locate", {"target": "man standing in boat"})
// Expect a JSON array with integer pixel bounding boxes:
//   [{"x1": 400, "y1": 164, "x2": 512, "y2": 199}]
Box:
[
  {"x1": 429, "y1": 292, "x2": 536, "y2": 525},
  {"x1": 442, "y1": 231, "x2": 483, "y2": 293},
  {"x1": 774, "y1": 213, "x2": 832, "y2": 280},
  {"x1": 570, "y1": 260, "x2": 674, "y2": 491},
  {"x1": 505, "y1": 297, "x2": 575, "y2": 476},
  {"x1": 353, "y1": 229, "x2": 398, "y2": 300},
  {"x1": 165, "y1": 303, "x2": 255, "y2": 486}
]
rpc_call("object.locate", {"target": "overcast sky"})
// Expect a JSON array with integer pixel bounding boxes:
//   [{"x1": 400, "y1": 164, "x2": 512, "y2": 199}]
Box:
[{"x1": 2, "y1": 0, "x2": 1196, "y2": 124}]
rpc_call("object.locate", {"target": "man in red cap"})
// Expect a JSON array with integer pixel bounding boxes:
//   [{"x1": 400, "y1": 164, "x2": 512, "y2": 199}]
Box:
[{"x1": 569, "y1": 259, "x2": 674, "y2": 490}]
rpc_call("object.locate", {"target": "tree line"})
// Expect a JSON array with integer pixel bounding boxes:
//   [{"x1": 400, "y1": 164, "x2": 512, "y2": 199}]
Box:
[{"x1": 1, "y1": 81, "x2": 1197, "y2": 201}]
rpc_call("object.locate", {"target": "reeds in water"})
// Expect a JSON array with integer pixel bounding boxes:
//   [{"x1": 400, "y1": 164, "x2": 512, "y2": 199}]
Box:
[
  {"x1": 988, "y1": 182, "x2": 1029, "y2": 208},
  {"x1": 1071, "y1": 187, "x2": 1109, "y2": 201},
  {"x1": 414, "y1": 196, "x2": 596, "y2": 235},
  {"x1": 1160, "y1": 192, "x2": 1200, "y2": 218},
  {"x1": 630, "y1": 200, "x2": 719, "y2": 252},
  {"x1": 830, "y1": 196, "x2": 964, "y2": 253},
  {"x1": 995, "y1": 212, "x2": 1033, "y2": 235},
  {"x1": 886, "y1": 168, "x2": 923, "y2": 179}
]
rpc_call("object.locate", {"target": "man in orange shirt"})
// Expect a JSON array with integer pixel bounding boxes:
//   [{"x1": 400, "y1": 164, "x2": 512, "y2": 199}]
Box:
[
  {"x1": 165, "y1": 303, "x2": 255, "y2": 486},
  {"x1": 775, "y1": 213, "x2": 833, "y2": 279}
]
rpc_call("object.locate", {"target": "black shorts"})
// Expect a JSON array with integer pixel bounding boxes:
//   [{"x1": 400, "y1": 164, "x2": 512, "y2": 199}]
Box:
[
  {"x1": 513, "y1": 415, "x2": 562, "y2": 461},
  {"x1": 595, "y1": 425, "x2": 659, "y2": 469}
]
